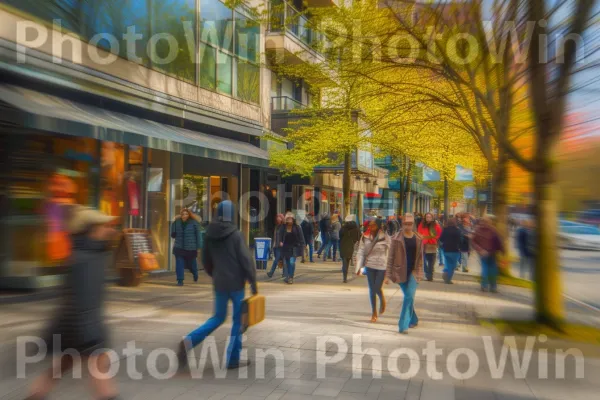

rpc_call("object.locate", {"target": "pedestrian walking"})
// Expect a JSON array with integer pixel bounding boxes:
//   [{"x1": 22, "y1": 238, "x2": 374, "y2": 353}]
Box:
[
  {"x1": 417, "y1": 212, "x2": 442, "y2": 281},
  {"x1": 177, "y1": 200, "x2": 257, "y2": 371},
  {"x1": 355, "y1": 217, "x2": 391, "y2": 323},
  {"x1": 278, "y1": 212, "x2": 305, "y2": 284},
  {"x1": 330, "y1": 214, "x2": 342, "y2": 261},
  {"x1": 436, "y1": 214, "x2": 446, "y2": 268},
  {"x1": 340, "y1": 214, "x2": 361, "y2": 283},
  {"x1": 267, "y1": 213, "x2": 285, "y2": 278},
  {"x1": 439, "y1": 218, "x2": 462, "y2": 284},
  {"x1": 317, "y1": 212, "x2": 333, "y2": 261},
  {"x1": 472, "y1": 215, "x2": 505, "y2": 292},
  {"x1": 301, "y1": 212, "x2": 315, "y2": 263},
  {"x1": 171, "y1": 208, "x2": 202, "y2": 286},
  {"x1": 457, "y1": 213, "x2": 473, "y2": 272},
  {"x1": 28, "y1": 205, "x2": 121, "y2": 400},
  {"x1": 385, "y1": 213, "x2": 423, "y2": 334},
  {"x1": 516, "y1": 220, "x2": 534, "y2": 280},
  {"x1": 386, "y1": 216, "x2": 400, "y2": 236}
]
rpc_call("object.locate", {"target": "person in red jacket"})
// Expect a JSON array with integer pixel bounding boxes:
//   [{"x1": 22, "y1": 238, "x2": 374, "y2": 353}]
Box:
[{"x1": 417, "y1": 212, "x2": 442, "y2": 281}]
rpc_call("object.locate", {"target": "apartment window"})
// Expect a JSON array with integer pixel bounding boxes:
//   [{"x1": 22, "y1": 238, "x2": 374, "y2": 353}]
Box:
[
  {"x1": 217, "y1": 51, "x2": 233, "y2": 95},
  {"x1": 236, "y1": 61, "x2": 260, "y2": 104},
  {"x1": 200, "y1": 43, "x2": 217, "y2": 90}
]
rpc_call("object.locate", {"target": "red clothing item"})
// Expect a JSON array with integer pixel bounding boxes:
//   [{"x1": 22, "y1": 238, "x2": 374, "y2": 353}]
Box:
[{"x1": 417, "y1": 222, "x2": 442, "y2": 245}]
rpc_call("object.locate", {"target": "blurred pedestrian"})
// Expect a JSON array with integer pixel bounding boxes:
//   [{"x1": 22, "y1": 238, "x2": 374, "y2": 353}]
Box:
[
  {"x1": 457, "y1": 213, "x2": 474, "y2": 272},
  {"x1": 178, "y1": 200, "x2": 257, "y2": 370},
  {"x1": 385, "y1": 213, "x2": 423, "y2": 334},
  {"x1": 355, "y1": 217, "x2": 391, "y2": 323},
  {"x1": 301, "y1": 212, "x2": 315, "y2": 263},
  {"x1": 28, "y1": 206, "x2": 120, "y2": 400},
  {"x1": 516, "y1": 220, "x2": 534, "y2": 280},
  {"x1": 279, "y1": 212, "x2": 305, "y2": 284},
  {"x1": 172, "y1": 208, "x2": 202, "y2": 286},
  {"x1": 386, "y1": 216, "x2": 400, "y2": 236},
  {"x1": 418, "y1": 212, "x2": 442, "y2": 281},
  {"x1": 267, "y1": 213, "x2": 285, "y2": 278},
  {"x1": 472, "y1": 215, "x2": 505, "y2": 292},
  {"x1": 439, "y1": 218, "x2": 462, "y2": 284},
  {"x1": 340, "y1": 214, "x2": 361, "y2": 283},
  {"x1": 330, "y1": 214, "x2": 342, "y2": 262},
  {"x1": 317, "y1": 212, "x2": 333, "y2": 261}
]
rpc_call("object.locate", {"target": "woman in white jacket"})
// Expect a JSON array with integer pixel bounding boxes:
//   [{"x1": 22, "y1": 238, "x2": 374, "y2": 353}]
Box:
[{"x1": 355, "y1": 217, "x2": 391, "y2": 322}]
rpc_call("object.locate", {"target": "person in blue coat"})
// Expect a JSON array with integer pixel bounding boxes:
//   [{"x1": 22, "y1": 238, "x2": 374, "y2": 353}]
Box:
[{"x1": 171, "y1": 208, "x2": 203, "y2": 286}]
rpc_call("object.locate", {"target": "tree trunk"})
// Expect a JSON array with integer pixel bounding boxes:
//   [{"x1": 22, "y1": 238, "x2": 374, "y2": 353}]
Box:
[
  {"x1": 493, "y1": 153, "x2": 510, "y2": 274},
  {"x1": 405, "y1": 158, "x2": 414, "y2": 213},
  {"x1": 534, "y1": 145, "x2": 564, "y2": 328},
  {"x1": 343, "y1": 152, "x2": 351, "y2": 216},
  {"x1": 443, "y1": 178, "x2": 449, "y2": 223}
]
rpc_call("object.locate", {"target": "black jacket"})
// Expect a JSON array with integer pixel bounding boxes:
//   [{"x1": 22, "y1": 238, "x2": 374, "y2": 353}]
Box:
[
  {"x1": 203, "y1": 221, "x2": 257, "y2": 294},
  {"x1": 301, "y1": 218, "x2": 315, "y2": 243},
  {"x1": 319, "y1": 215, "x2": 332, "y2": 239},
  {"x1": 278, "y1": 223, "x2": 305, "y2": 258},
  {"x1": 439, "y1": 226, "x2": 462, "y2": 253},
  {"x1": 340, "y1": 221, "x2": 361, "y2": 259}
]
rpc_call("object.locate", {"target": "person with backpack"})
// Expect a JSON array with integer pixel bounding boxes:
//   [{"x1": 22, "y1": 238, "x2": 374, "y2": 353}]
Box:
[
  {"x1": 317, "y1": 212, "x2": 333, "y2": 261},
  {"x1": 355, "y1": 217, "x2": 391, "y2": 323},
  {"x1": 301, "y1": 213, "x2": 315, "y2": 263},
  {"x1": 171, "y1": 208, "x2": 203, "y2": 286},
  {"x1": 177, "y1": 200, "x2": 258, "y2": 371}
]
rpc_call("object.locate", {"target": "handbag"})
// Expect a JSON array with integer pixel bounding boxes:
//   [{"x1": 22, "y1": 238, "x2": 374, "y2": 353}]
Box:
[
  {"x1": 424, "y1": 243, "x2": 438, "y2": 254},
  {"x1": 138, "y1": 253, "x2": 160, "y2": 271},
  {"x1": 241, "y1": 294, "x2": 266, "y2": 333}
]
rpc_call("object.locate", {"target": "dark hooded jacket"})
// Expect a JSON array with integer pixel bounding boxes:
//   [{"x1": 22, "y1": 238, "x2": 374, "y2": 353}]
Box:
[
  {"x1": 278, "y1": 219, "x2": 305, "y2": 258},
  {"x1": 340, "y1": 221, "x2": 361, "y2": 259},
  {"x1": 202, "y1": 203, "x2": 257, "y2": 293},
  {"x1": 319, "y1": 214, "x2": 332, "y2": 240}
]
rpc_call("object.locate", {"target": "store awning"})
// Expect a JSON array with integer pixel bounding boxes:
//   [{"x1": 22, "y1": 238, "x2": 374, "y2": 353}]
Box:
[{"x1": 0, "y1": 85, "x2": 269, "y2": 168}]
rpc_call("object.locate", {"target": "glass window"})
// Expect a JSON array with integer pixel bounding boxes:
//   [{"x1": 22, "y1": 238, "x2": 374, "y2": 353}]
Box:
[
  {"x1": 3, "y1": 0, "x2": 82, "y2": 32},
  {"x1": 200, "y1": 0, "x2": 233, "y2": 52},
  {"x1": 199, "y1": 43, "x2": 217, "y2": 90},
  {"x1": 217, "y1": 51, "x2": 232, "y2": 95},
  {"x1": 235, "y1": 11, "x2": 260, "y2": 63},
  {"x1": 147, "y1": 149, "x2": 170, "y2": 270},
  {"x1": 81, "y1": 0, "x2": 151, "y2": 65},
  {"x1": 150, "y1": 0, "x2": 197, "y2": 83},
  {"x1": 236, "y1": 60, "x2": 260, "y2": 103}
]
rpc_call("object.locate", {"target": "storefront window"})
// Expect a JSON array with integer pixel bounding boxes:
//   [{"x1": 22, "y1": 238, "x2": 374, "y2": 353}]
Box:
[
  {"x1": 146, "y1": 149, "x2": 170, "y2": 270},
  {"x1": 100, "y1": 142, "x2": 125, "y2": 224}
]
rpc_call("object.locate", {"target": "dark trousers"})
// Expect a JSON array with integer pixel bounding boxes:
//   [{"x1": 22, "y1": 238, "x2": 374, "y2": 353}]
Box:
[
  {"x1": 366, "y1": 267, "x2": 386, "y2": 314},
  {"x1": 424, "y1": 253, "x2": 436, "y2": 280},
  {"x1": 341, "y1": 257, "x2": 350, "y2": 281},
  {"x1": 176, "y1": 256, "x2": 198, "y2": 282}
]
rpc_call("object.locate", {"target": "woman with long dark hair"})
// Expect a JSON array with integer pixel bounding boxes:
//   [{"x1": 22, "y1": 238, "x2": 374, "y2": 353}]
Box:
[
  {"x1": 355, "y1": 217, "x2": 391, "y2": 322},
  {"x1": 417, "y1": 212, "x2": 442, "y2": 281}
]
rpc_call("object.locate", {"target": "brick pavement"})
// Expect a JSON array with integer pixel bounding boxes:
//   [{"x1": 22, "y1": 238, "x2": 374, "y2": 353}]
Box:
[{"x1": 1, "y1": 258, "x2": 599, "y2": 400}]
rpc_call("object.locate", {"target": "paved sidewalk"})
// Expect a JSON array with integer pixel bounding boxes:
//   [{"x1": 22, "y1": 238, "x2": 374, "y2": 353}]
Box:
[{"x1": 1, "y1": 258, "x2": 599, "y2": 400}]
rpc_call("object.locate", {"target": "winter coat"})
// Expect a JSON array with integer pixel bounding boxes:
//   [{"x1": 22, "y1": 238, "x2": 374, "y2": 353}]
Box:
[
  {"x1": 457, "y1": 222, "x2": 473, "y2": 252},
  {"x1": 171, "y1": 219, "x2": 202, "y2": 257},
  {"x1": 331, "y1": 220, "x2": 342, "y2": 240},
  {"x1": 472, "y1": 224, "x2": 504, "y2": 256},
  {"x1": 301, "y1": 218, "x2": 315, "y2": 244},
  {"x1": 278, "y1": 223, "x2": 306, "y2": 258},
  {"x1": 202, "y1": 220, "x2": 257, "y2": 293},
  {"x1": 44, "y1": 234, "x2": 111, "y2": 355},
  {"x1": 340, "y1": 221, "x2": 361, "y2": 259},
  {"x1": 417, "y1": 222, "x2": 442, "y2": 246},
  {"x1": 272, "y1": 223, "x2": 284, "y2": 249},
  {"x1": 516, "y1": 227, "x2": 532, "y2": 257},
  {"x1": 355, "y1": 230, "x2": 391, "y2": 272},
  {"x1": 319, "y1": 215, "x2": 332, "y2": 240},
  {"x1": 386, "y1": 233, "x2": 425, "y2": 284},
  {"x1": 439, "y1": 226, "x2": 462, "y2": 253}
]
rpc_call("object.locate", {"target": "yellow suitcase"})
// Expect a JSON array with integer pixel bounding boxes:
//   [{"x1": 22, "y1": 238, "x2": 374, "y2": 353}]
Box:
[{"x1": 241, "y1": 294, "x2": 265, "y2": 333}]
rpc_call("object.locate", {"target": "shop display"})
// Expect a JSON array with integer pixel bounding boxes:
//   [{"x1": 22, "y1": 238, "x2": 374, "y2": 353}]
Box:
[{"x1": 114, "y1": 228, "x2": 158, "y2": 286}]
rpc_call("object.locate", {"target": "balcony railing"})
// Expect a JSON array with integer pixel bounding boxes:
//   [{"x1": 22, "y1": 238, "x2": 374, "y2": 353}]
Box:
[
  {"x1": 272, "y1": 96, "x2": 307, "y2": 111},
  {"x1": 269, "y1": 0, "x2": 323, "y2": 50}
]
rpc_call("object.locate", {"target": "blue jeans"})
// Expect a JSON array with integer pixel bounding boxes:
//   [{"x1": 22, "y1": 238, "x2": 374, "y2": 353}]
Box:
[
  {"x1": 399, "y1": 275, "x2": 419, "y2": 332},
  {"x1": 285, "y1": 256, "x2": 296, "y2": 279},
  {"x1": 304, "y1": 242, "x2": 314, "y2": 262},
  {"x1": 319, "y1": 240, "x2": 333, "y2": 260},
  {"x1": 481, "y1": 255, "x2": 498, "y2": 290},
  {"x1": 460, "y1": 251, "x2": 469, "y2": 271},
  {"x1": 176, "y1": 256, "x2": 198, "y2": 282},
  {"x1": 519, "y1": 255, "x2": 532, "y2": 280},
  {"x1": 442, "y1": 252, "x2": 460, "y2": 282},
  {"x1": 331, "y1": 239, "x2": 340, "y2": 260},
  {"x1": 366, "y1": 268, "x2": 386, "y2": 314},
  {"x1": 185, "y1": 289, "x2": 245, "y2": 366},
  {"x1": 268, "y1": 248, "x2": 281, "y2": 276},
  {"x1": 424, "y1": 253, "x2": 436, "y2": 280},
  {"x1": 438, "y1": 246, "x2": 445, "y2": 265}
]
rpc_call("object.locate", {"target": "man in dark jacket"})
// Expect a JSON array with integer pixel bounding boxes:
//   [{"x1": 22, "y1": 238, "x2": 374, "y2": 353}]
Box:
[
  {"x1": 439, "y1": 218, "x2": 462, "y2": 284},
  {"x1": 340, "y1": 215, "x2": 361, "y2": 283},
  {"x1": 178, "y1": 200, "x2": 257, "y2": 371},
  {"x1": 317, "y1": 213, "x2": 333, "y2": 260},
  {"x1": 301, "y1": 213, "x2": 315, "y2": 263},
  {"x1": 516, "y1": 220, "x2": 534, "y2": 280}
]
